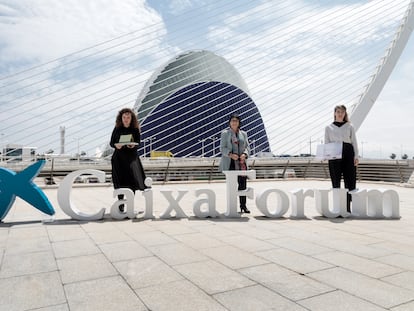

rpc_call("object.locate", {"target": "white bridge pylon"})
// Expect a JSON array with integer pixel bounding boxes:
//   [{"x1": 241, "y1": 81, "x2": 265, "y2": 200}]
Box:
[{"x1": 350, "y1": 0, "x2": 414, "y2": 131}]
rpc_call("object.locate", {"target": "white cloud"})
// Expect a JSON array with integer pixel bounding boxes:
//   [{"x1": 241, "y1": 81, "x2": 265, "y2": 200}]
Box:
[{"x1": 0, "y1": 0, "x2": 165, "y2": 66}]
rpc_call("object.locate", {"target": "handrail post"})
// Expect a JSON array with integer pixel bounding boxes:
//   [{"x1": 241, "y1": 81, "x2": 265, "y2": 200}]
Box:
[
  {"x1": 163, "y1": 159, "x2": 171, "y2": 185},
  {"x1": 208, "y1": 159, "x2": 216, "y2": 183}
]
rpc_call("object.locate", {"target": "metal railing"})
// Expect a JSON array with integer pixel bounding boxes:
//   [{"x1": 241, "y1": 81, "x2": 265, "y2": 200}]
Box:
[{"x1": 2, "y1": 156, "x2": 413, "y2": 185}]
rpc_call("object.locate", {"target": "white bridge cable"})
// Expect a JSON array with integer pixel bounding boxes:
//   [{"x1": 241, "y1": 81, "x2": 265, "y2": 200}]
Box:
[
  {"x1": 2, "y1": 0, "x2": 392, "y2": 106},
  {"x1": 0, "y1": 12, "x2": 404, "y2": 157},
  {"x1": 34, "y1": 34, "x2": 384, "y2": 158},
  {"x1": 0, "y1": 0, "x2": 353, "y2": 118},
  {"x1": 124, "y1": 0, "x2": 403, "y2": 123},
  {"x1": 128, "y1": 4, "x2": 404, "y2": 149},
  {"x1": 0, "y1": 0, "x2": 309, "y2": 98},
  {"x1": 0, "y1": 45, "x2": 398, "y2": 156},
  {"x1": 0, "y1": 0, "x2": 408, "y2": 158},
  {"x1": 0, "y1": 0, "x2": 402, "y2": 124},
  {"x1": 0, "y1": 0, "x2": 246, "y2": 88}
]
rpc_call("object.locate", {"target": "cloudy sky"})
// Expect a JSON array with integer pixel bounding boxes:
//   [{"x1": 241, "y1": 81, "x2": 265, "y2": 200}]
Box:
[{"x1": 0, "y1": 0, "x2": 413, "y2": 159}]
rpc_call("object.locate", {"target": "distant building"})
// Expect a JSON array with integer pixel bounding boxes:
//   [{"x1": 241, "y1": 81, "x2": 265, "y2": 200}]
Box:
[
  {"x1": 134, "y1": 50, "x2": 270, "y2": 157},
  {"x1": 2, "y1": 144, "x2": 37, "y2": 162}
]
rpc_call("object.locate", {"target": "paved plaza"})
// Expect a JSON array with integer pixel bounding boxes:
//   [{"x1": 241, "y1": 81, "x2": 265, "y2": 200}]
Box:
[{"x1": 1, "y1": 179, "x2": 414, "y2": 311}]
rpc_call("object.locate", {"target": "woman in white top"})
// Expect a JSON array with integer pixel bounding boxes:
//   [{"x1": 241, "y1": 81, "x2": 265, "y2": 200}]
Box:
[{"x1": 325, "y1": 105, "x2": 359, "y2": 212}]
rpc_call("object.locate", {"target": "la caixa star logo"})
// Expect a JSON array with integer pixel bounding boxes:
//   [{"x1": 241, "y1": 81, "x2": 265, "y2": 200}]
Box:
[{"x1": 0, "y1": 160, "x2": 55, "y2": 221}]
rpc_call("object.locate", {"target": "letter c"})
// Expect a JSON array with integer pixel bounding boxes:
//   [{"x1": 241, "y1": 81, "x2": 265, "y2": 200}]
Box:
[{"x1": 57, "y1": 169, "x2": 106, "y2": 220}]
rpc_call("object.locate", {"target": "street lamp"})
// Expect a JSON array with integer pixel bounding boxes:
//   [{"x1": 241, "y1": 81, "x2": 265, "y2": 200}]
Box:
[
  {"x1": 250, "y1": 139, "x2": 256, "y2": 157},
  {"x1": 148, "y1": 136, "x2": 156, "y2": 156},
  {"x1": 210, "y1": 136, "x2": 218, "y2": 157},
  {"x1": 361, "y1": 141, "x2": 367, "y2": 158},
  {"x1": 309, "y1": 137, "x2": 319, "y2": 156},
  {"x1": 73, "y1": 137, "x2": 82, "y2": 164},
  {"x1": 0, "y1": 133, "x2": 4, "y2": 162},
  {"x1": 198, "y1": 138, "x2": 207, "y2": 157},
  {"x1": 142, "y1": 138, "x2": 149, "y2": 157}
]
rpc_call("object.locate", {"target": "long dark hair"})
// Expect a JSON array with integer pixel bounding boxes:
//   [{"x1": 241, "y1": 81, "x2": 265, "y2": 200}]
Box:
[
  {"x1": 334, "y1": 105, "x2": 349, "y2": 122},
  {"x1": 115, "y1": 108, "x2": 139, "y2": 129}
]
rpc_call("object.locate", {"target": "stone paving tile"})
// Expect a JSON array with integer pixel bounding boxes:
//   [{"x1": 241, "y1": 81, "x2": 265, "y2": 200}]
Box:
[
  {"x1": 310, "y1": 228, "x2": 383, "y2": 245},
  {"x1": 376, "y1": 254, "x2": 414, "y2": 271},
  {"x1": 313, "y1": 251, "x2": 403, "y2": 278},
  {"x1": 0, "y1": 271, "x2": 66, "y2": 311},
  {"x1": 114, "y1": 220, "x2": 158, "y2": 234},
  {"x1": 382, "y1": 271, "x2": 414, "y2": 291},
  {"x1": 0, "y1": 250, "x2": 57, "y2": 278},
  {"x1": 148, "y1": 243, "x2": 209, "y2": 266},
  {"x1": 46, "y1": 225, "x2": 88, "y2": 242},
  {"x1": 173, "y1": 232, "x2": 226, "y2": 249},
  {"x1": 196, "y1": 224, "x2": 241, "y2": 238},
  {"x1": 31, "y1": 304, "x2": 69, "y2": 311},
  {"x1": 64, "y1": 276, "x2": 147, "y2": 311},
  {"x1": 86, "y1": 229, "x2": 132, "y2": 244},
  {"x1": 201, "y1": 245, "x2": 269, "y2": 269},
  {"x1": 391, "y1": 301, "x2": 414, "y2": 311},
  {"x1": 148, "y1": 222, "x2": 198, "y2": 235},
  {"x1": 223, "y1": 224, "x2": 282, "y2": 240},
  {"x1": 99, "y1": 240, "x2": 152, "y2": 262},
  {"x1": 8, "y1": 226, "x2": 48, "y2": 239},
  {"x1": 57, "y1": 253, "x2": 118, "y2": 284},
  {"x1": 52, "y1": 238, "x2": 100, "y2": 259},
  {"x1": 136, "y1": 279, "x2": 227, "y2": 311},
  {"x1": 5, "y1": 235, "x2": 52, "y2": 255},
  {"x1": 213, "y1": 284, "x2": 307, "y2": 311},
  {"x1": 308, "y1": 267, "x2": 414, "y2": 308},
  {"x1": 174, "y1": 260, "x2": 256, "y2": 294},
  {"x1": 130, "y1": 230, "x2": 178, "y2": 247},
  {"x1": 0, "y1": 230, "x2": 7, "y2": 249},
  {"x1": 218, "y1": 234, "x2": 275, "y2": 252},
  {"x1": 114, "y1": 256, "x2": 183, "y2": 289},
  {"x1": 298, "y1": 290, "x2": 387, "y2": 311},
  {"x1": 371, "y1": 241, "x2": 414, "y2": 257},
  {"x1": 256, "y1": 248, "x2": 333, "y2": 274},
  {"x1": 179, "y1": 218, "x2": 217, "y2": 228},
  {"x1": 310, "y1": 237, "x2": 394, "y2": 259},
  {"x1": 80, "y1": 221, "x2": 119, "y2": 233},
  {"x1": 266, "y1": 236, "x2": 333, "y2": 255},
  {"x1": 239, "y1": 263, "x2": 333, "y2": 301},
  {"x1": 367, "y1": 231, "x2": 414, "y2": 246}
]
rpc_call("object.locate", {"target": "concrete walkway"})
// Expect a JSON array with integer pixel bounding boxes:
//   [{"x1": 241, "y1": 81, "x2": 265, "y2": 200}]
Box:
[{"x1": 1, "y1": 179, "x2": 413, "y2": 311}]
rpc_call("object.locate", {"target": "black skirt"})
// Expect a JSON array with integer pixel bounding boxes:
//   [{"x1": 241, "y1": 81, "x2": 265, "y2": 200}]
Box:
[{"x1": 111, "y1": 148, "x2": 146, "y2": 191}]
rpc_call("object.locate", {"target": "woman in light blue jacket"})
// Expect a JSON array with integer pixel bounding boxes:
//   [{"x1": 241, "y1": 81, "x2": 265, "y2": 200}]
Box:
[{"x1": 219, "y1": 113, "x2": 251, "y2": 213}]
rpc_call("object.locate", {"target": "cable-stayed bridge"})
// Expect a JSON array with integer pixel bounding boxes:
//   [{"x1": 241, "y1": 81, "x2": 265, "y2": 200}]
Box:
[{"x1": 1, "y1": 0, "x2": 413, "y2": 161}]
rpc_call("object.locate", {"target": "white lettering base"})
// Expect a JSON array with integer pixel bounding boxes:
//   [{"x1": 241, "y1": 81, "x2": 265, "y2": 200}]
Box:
[{"x1": 56, "y1": 169, "x2": 400, "y2": 221}]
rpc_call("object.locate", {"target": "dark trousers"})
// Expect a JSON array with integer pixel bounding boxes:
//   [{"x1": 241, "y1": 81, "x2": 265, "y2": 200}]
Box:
[
  {"x1": 230, "y1": 159, "x2": 247, "y2": 208},
  {"x1": 328, "y1": 143, "x2": 356, "y2": 211}
]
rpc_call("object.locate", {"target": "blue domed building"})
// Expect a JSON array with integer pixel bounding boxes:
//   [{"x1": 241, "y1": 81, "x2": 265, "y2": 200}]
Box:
[{"x1": 134, "y1": 50, "x2": 270, "y2": 157}]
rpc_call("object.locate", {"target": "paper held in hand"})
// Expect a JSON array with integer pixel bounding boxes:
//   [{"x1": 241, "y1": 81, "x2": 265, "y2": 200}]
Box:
[
  {"x1": 316, "y1": 142, "x2": 343, "y2": 160},
  {"x1": 115, "y1": 134, "x2": 138, "y2": 148}
]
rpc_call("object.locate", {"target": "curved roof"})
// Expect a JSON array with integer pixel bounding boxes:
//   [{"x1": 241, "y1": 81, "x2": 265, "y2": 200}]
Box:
[
  {"x1": 133, "y1": 49, "x2": 271, "y2": 157},
  {"x1": 134, "y1": 50, "x2": 249, "y2": 122}
]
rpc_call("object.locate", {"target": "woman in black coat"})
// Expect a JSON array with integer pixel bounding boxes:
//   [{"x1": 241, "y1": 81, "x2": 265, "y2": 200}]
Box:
[{"x1": 110, "y1": 108, "x2": 147, "y2": 211}]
